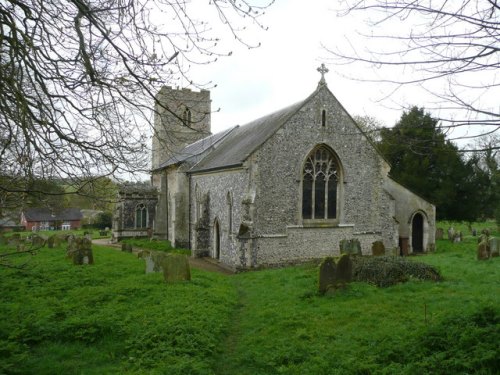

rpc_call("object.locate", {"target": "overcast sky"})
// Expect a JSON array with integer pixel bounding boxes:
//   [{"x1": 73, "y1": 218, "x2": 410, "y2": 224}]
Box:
[{"x1": 186, "y1": 0, "x2": 410, "y2": 133}]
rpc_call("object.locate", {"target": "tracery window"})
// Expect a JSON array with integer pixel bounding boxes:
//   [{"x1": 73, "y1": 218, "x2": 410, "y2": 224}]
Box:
[
  {"x1": 135, "y1": 203, "x2": 148, "y2": 228},
  {"x1": 302, "y1": 146, "x2": 339, "y2": 220}
]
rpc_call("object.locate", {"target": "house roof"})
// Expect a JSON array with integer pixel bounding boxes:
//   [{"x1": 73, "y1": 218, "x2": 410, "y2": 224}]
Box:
[
  {"x1": 23, "y1": 208, "x2": 83, "y2": 222},
  {"x1": 154, "y1": 126, "x2": 237, "y2": 171},
  {"x1": 189, "y1": 93, "x2": 315, "y2": 172}
]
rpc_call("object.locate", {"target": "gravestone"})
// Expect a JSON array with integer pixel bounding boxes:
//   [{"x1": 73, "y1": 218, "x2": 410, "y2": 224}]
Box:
[
  {"x1": 472, "y1": 229, "x2": 477, "y2": 237},
  {"x1": 138, "y1": 250, "x2": 169, "y2": 273},
  {"x1": 67, "y1": 237, "x2": 94, "y2": 265},
  {"x1": 477, "y1": 240, "x2": 490, "y2": 260},
  {"x1": 435, "y1": 228, "x2": 444, "y2": 240},
  {"x1": 481, "y1": 228, "x2": 491, "y2": 237},
  {"x1": 161, "y1": 254, "x2": 191, "y2": 283},
  {"x1": 453, "y1": 232, "x2": 462, "y2": 243},
  {"x1": 447, "y1": 227, "x2": 455, "y2": 241},
  {"x1": 335, "y1": 254, "x2": 352, "y2": 285},
  {"x1": 371, "y1": 241, "x2": 385, "y2": 256},
  {"x1": 47, "y1": 235, "x2": 55, "y2": 249},
  {"x1": 8, "y1": 233, "x2": 21, "y2": 247},
  {"x1": 489, "y1": 238, "x2": 499, "y2": 257},
  {"x1": 318, "y1": 257, "x2": 337, "y2": 294},
  {"x1": 32, "y1": 234, "x2": 47, "y2": 248},
  {"x1": 121, "y1": 243, "x2": 133, "y2": 253},
  {"x1": 340, "y1": 239, "x2": 362, "y2": 256}
]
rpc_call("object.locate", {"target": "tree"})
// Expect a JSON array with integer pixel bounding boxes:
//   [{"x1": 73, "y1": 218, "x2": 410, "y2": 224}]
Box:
[
  {"x1": 379, "y1": 107, "x2": 484, "y2": 220},
  {"x1": 0, "y1": 0, "x2": 273, "y2": 206},
  {"x1": 332, "y1": 0, "x2": 500, "y2": 149},
  {"x1": 94, "y1": 211, "x2": 112, "y2": 229}
]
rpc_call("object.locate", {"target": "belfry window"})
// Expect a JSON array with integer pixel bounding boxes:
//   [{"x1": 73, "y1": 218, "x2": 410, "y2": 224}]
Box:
[
  {"x1": 183, "y1": 107, "x2": 192, "y2": 127},
  {"x1": 302, "y1": 146, "x2": 338, "y2": 219},
  {"x1": 321, "y1": 109, "x2": 326, "y2": 127},
  {"x1": 135, "y1": 204, "x2": 148, "y2": 228}
]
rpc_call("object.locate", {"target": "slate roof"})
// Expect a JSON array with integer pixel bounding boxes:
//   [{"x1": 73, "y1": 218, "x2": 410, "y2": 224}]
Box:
[
  {"x1": 154, "y1": 126, "x2": 237, "y2": 171},
  {"x1": 189, "y1": 93, "x2": 314, "y2": 172},
  {"x1": 23, "y1": 208, "x2": 83, "y2": 222}
]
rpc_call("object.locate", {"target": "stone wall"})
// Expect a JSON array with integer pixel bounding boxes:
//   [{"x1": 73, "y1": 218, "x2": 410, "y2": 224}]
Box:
[{"x1": 190, "y1": 169, "x2": 249, "y2": 265}]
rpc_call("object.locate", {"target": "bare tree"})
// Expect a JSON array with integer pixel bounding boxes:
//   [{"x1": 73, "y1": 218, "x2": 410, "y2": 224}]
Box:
[
  {"x1": 330, "y1": 0, "x2": 500, "y2": 150},
  {"x1": 0, "y1": 0, "x2": 273, "y2": 210}
]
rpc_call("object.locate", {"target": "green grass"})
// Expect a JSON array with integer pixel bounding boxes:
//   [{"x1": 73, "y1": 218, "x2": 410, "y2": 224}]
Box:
[
  {"x1": 1, "y1": 225, "x2": 499, "y2": 374},
  {"x1": 121, "y1": 237, "x2": 191, "y2": 255}
]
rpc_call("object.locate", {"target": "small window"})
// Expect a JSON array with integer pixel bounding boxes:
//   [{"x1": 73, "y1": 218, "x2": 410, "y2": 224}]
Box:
[
  {"x1": 183, "y1": 107, "x2": 192, "y2": 127},
  {"x1": 321, "y1": 109, "x2": 326, "y2": 127},
  {"x1": 135, "y1": 204, "x2": 148, "y2": 229},
  {"x1": 227, "y1": 192, "x2": 233, "y2": 234}
]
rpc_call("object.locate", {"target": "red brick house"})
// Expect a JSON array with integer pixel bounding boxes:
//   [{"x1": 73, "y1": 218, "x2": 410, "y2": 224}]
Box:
[{"x1": 21, "y1": 208, "x2": 83, "y2": 231}]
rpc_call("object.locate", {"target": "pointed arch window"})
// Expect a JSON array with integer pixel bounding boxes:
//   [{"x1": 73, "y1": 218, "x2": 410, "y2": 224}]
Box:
[
  {"x1": 302, "y1": 146, "x2": 339, "y2": 220},
  {"x1": 135, "y1": 203, "x2": 148, "y2": 228},
  {"x1": 183, "y1": 107, "x2": 192, "y2": 127}
]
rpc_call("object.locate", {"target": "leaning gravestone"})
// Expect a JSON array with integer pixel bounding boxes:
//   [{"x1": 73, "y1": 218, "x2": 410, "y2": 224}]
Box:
[
  {"x1": 489, "y1": 238, "x2": 499, "y2": 257},
  {"x1": 435, "y1": 228, "x2": 444, "y2": 240},
  {"x1": 318, "y1": 257, "x2": 337, "y2": 294},
  {"x1": 477, "y1": 240, "x2": 490, "y2": 260},
  {"x1": 372, "y1": 241, "x2": 385, "y2": 256},
  {"x1": 447, "y1": 227, "x2": 455, "y2": 241},
  {"x1": 161, "y1": 254, "x2": 191, "y2": 283},
  {"x1": 67, "y1": 237, "x2": 94, "y2": 265}
]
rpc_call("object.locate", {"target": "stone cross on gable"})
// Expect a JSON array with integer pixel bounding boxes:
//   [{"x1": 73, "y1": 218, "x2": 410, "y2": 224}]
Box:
[{"x1": 317, "y1": 63, "x2": 329, "y2": 85}]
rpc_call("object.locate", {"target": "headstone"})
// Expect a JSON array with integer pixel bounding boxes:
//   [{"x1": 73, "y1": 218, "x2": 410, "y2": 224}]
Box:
[
  {"x1": 477, "y1": 240, "x2": 490, "y2": 260},
  {"x1": 481, "y1": 228, "x2": 491, "y2": 237},
  {"x1": 453, "y1": 232, "x2": 461, "y2": 243},
  {"x1": 489, "y1": 238, "x2": 499, "y2": 257},
  {"x1": 161, "y1": 254, "x2": 191, "y2": 283},
  {"x1": 138, "y1": 250, "x2": 169, "y2": 273},
  {"x1": 32, "y1": 234, "x2": 47, "y2": 248},
  {"x1": 335, "y1": 254, "x2": 352, "y2": 285},
  {"x1": 371, "y1": 241, "x2": 385, "y2": 256},
  {"x1": 8, "y1": 233, "x2": 21, "y2": 247},
  {"x1": 121, "y1": 243, "x2": 133, "y2": 252},
  {"x1": 318, "y1": 257, "x2": 337, "y2": 294},
  {"x1": 47, "y1": 235, "x2": 55, "y2": 249},
  {"x1": 435, "y1": 228, "x2": 444, "y2": 240},
  {"x1": 472, "y1": 228, "x2": 477, "y2": 237},
  {"x1": 67, "y1": 237, "x2": 94, "y2": 265},
  {"x1": 340, "y1": 239, "x2": 362, "y2": 256},
  {"x1": 447, "y1": 227, "x2": 455, "y2": 241}
]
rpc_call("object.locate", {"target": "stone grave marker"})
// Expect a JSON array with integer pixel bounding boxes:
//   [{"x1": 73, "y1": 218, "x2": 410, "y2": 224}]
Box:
[
  {"x1": 121, "y1": 243, "x2": 133, "y2": 253},
  {"x1": 47, "y1": 235, "x2": 55, "y2": 249},
  {"x1": 161, "y1": 254, "x2": 191, "y2": 283},
  {"x1": 67, "y1": 237, "x2": 94, "y2": 265},
  {"x1": 32, "y1": 234, "x2": 47, "y2": 248},
  {"x1": 340, "y1": 239, "x2": 362, "y2": 256},
  {"x1": 489, "y1": 238, "x2": 499, "y2": 257},
  {"x1": 435, "y1": 228, "x2": 444, "y2": 240},
  {"x1": 138, "y1": 250, "x2": 169, "y2": 273},
  {"x1": 371, "y1": 241, "x2": 385, "y2": 256},
  {"x1": 447, "y1": 227, "x2": 454, "y2": 241},
  {"x1": 472, "y1": 228, "x2": 477, "y2": 237},
  {"x1": 477, "y1": 240, "x2": 490, "y2": 260},
  {"x1": 318, "y1": 257, "x2": 337, "y2": 294},
  {"x1": 335, "y1": 254, "x2": 352, "y2": 286}
]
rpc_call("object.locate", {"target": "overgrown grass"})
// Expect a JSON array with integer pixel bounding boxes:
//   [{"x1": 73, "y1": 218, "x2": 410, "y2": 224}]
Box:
[{"x1": 1, "y1": 225, "x2": 498, "y2": 374}]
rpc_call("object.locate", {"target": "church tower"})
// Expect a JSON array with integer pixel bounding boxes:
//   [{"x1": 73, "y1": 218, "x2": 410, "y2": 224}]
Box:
[{"x1": 152, "y1": 86, "x2": 211, "y2": 170}]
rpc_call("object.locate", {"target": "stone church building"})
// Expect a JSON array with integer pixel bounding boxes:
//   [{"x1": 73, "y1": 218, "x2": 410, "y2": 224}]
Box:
[{"x1": 114, "y1": 66, "x2": 435, "y2": 270}]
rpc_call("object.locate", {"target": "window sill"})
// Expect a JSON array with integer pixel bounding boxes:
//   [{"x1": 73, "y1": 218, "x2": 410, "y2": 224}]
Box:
[{"x1": 302, "y1": 219, "x2": 340, "y2": 228}]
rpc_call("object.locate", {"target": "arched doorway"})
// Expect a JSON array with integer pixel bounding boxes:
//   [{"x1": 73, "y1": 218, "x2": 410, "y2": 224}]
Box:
[
  {"x1": 213, "y1": 219, "x2": 221, "y2": 260},
  {"x1": 412, "y1": 213, "x2": 424, "y2": 253}
]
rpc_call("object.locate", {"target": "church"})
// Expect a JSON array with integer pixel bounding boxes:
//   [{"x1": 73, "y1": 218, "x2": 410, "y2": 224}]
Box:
[{"x1": 113, "y1": 66, "x2": 436, "y2": 270}]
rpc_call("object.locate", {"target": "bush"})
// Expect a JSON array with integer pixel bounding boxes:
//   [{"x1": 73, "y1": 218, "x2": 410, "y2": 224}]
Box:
[{"x1": 352, "y1": 256, "x2": 442, "y2": 287}]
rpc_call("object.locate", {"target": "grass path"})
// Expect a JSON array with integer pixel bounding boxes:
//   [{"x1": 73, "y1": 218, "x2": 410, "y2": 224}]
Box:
[{"x1": 214, "y1": 278, "x2": 249, "y2": 375}]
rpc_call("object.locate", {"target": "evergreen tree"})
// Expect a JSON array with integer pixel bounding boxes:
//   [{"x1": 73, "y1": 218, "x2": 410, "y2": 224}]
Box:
[{"x1": 379, "y1": 107, "x2": 483, "y2": 220}]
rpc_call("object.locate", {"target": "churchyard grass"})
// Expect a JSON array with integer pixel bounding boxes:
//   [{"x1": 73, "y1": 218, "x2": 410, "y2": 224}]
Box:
[
  {"x1": 1, "y1": 224, "x2": 498, "y2": 374},
  {"x1": 121, "y1": 237, "x2": 191, "y2": 255}
]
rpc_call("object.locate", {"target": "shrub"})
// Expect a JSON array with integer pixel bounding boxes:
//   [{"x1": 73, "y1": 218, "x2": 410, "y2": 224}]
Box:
[{"x1": 352, "y1": 256, "x2": 442, "y2": 287}]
